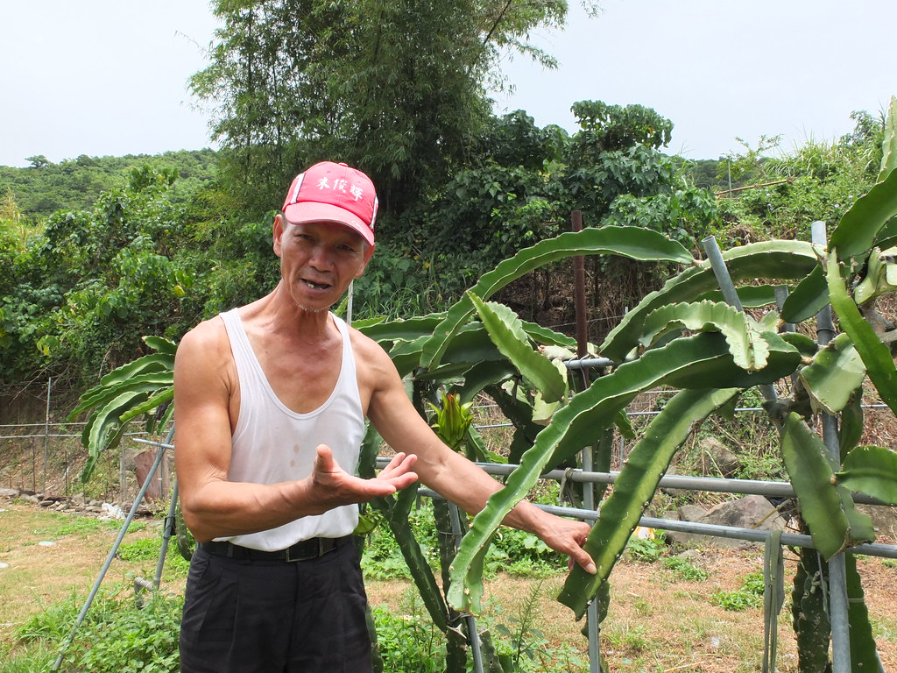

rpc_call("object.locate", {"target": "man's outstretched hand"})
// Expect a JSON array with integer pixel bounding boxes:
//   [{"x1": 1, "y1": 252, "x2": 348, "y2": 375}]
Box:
[{"x1": 304, "y1": 445, "x2": 419, "y2": 514}]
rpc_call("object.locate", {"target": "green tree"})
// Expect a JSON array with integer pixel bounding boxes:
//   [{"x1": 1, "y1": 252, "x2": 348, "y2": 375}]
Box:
[
  {"x1": 190, "y1": 0, "x2": 592, "y2": 218},
  {"x1": 389, "y1": 103, "x2": 718, "y2": 334},
  {"x1": 26, "y1": 155, "x2": 51, "y2": 169},
  {"x1": 0, "y1": 167, "x2": 198, "y2": 384}
]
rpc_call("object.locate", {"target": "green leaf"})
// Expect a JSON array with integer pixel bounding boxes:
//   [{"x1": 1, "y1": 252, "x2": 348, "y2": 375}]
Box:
[
  {"x1": 357, "y1": 313, "x2": 446, "y2": 343},
  {"x1": 835, "y1": 445, "x2": 897, "y2": 504},
  {"x1": 455, "y1": 361, "x2": 516, "y2": 405},
  {"x1": 467, "y1": 293, "x2": 566, "y2": 403},
  {"x1": 521, "y1": 320, "x2": 578, "y2": 349},
  {"x1": 779, "y1": 332, "x2": 818, "y2": 359},
  {"x1": 846, "y1": 553, "x2": 881, "y2": 673},
  {"x1": 81, "y1": 390, "x2": 152, "y2": 481},
  {"x1": 878, "y1": 96, "x2": 897, "y2": 183},
  {"x1": 699, "y1": 284, "x2": 780, "y2": 308},
  {"x1": 96, "y1": 353, "x2": 174, "y2": 387},
  {"x1": 798, "y1": 333, "x2": 865, "y2": 414},
  {"x1": 873, "y1": 216, "x2": 897, "y2": 250},
  {"x1": 780, "y1": 265, "x2": 828, "y2": 324},
  {"x1": 854, "y1": 247, "x2": 897, "y2": 305},
  {"x1": 780, "y1": 413, "x2": 874, "y2": 560},
  {"x1": 360, "y1": 428, "x2": 450, "y2": 633},
  {"x1": 658, "y1": 331, "x2": 799, "y2": 391},
  {"x1": 422, "y1": 226, "x2": 694, "y2": 368},
  {"x1": 142, "y1": 335, "x2": 178, "y2": 355},
  {"x1": 826, "y1": 251, "x2": 897, "y2": 415},
  {"x1": 639, "y1": 301, "x2": 770, "y2": 370},
  {"x1": 486, "y1": 384, "x2": 543, "y2": 465},
  {"x1": 68, "y1": 373, "x2": 174, "y2": 420},
  {"x1": 119, "y1": 386, "x2": 174, "y2": 424},
  {"x1": 839, "y1": 389, "x2": 864, "y2": 460},
  {"x1": 829, "y1": 166, "x2": 897, "y2": 260},
  {"x1": 441, "y1": 324, "x2": 504, "y2": 365},
  {"x1": 602, "y1": 240, "x2": 822, "y2": 362},
  {"x1": 557, "y1": 388, "x2": 741, "y2": 619},
  {"x1": 388, "y1": 336, "x2": 429, "y2": 377}
]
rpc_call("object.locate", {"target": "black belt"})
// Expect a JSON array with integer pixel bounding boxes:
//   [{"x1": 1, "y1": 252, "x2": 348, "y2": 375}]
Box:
[{"x1": 199, "y1": 536, "x2": 352, "y2": 562}]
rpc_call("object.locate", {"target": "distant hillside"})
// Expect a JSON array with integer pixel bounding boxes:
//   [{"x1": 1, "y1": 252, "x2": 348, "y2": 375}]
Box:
[{"x1": 0, "y1": 149, "x2": 219, "y2": 218}]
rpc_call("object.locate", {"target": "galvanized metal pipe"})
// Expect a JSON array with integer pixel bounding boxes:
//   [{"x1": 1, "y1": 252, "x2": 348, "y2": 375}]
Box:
[
  {"x1": 702, "y1": 235, "x2": 778, "y2": 402},
  {"x1": 414, "y1": 490, "x2": 897, "y2": 560},
  {"x1": 52, "y1": 430, "x2": 174, "y2": 671},
  {"x1": 702, "y1": 235, "x2": 744, "y2": 309},
  {"x1": 564, "y1": 357, "x2": 615, "y2": 371},
  {"x1": 812, "y1": 220, "x2": 852, "y2": 673},
  {"x1": 400, "y1": 460, "x2": 886, "y2": 506},
  {"x1": 154, "y1": 479, "x2": 179, "y2": 589},
  {"x1": 448, "y1": 503, "x2": 484, "y2": 673}
]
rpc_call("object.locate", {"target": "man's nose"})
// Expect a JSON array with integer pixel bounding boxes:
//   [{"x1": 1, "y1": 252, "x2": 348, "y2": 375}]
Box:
[{"x1": 308, "y1": 243, "x2": 334, "y2": 269}]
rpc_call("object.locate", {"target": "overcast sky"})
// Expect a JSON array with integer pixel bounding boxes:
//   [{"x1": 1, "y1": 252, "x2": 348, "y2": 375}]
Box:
[{"x1": 2, "y1": 0, "x2": 895, "y2": 168}]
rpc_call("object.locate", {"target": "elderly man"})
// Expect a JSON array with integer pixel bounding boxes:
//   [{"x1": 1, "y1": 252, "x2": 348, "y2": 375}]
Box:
[{"x1": 174, "y1": 161, "x2": 595, "y2": 672}]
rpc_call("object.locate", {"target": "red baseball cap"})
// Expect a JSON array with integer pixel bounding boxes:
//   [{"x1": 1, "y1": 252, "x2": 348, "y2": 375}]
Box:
[{"x1": 281, "y1": 161, "x2": 378, "y2": 247}]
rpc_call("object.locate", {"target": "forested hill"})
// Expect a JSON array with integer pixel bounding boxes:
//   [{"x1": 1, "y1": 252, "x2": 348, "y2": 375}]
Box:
[
  {"x1": 1, "y1": 148, "x2": 728, "y2": 222},
  {"x1": 0, "y1": 149, "x2": 219, "y2": 217}
]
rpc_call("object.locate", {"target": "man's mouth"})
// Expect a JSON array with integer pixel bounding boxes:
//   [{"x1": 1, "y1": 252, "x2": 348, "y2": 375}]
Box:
[{"x1": 302, "y1": 279, "x2": 332, "y2": 290}]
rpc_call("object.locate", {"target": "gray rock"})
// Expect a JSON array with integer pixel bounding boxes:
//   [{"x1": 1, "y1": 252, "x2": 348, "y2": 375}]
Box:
[
  {"x1": 659, "y1": 466, "x2": 687, "y2": 496},
  {"x1": 698, "y1": 436, "x2": 740, "y2": 477},
  {"x1": 0, "y1": 488, "x2": 19, "y2": 498},
  {"x1": 676, "y1": 549, "x2": 703, "y2": 560},
  {"x1": 668, "y1": 495, "x2": 785, "y2": 550},
  {"x1": 856, "y1": 504, "x2": 897, "y2": 540},
  {"x1": 666, "y1": 505, "x2": 709, "y2": 548},
  {"x1": 678, "y1": 505, "x2": 707, "y2": 522}
]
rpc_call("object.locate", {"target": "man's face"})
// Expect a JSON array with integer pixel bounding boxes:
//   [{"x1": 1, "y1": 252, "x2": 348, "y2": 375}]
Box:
[{"x1": 273, "y1": 217, "x2": 373, "y2": 313}]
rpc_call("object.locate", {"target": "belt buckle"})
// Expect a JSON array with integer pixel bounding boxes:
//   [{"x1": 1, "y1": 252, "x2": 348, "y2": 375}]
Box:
[{"x1": 284, "y1": 538, "x2": 323, "y2": 563}]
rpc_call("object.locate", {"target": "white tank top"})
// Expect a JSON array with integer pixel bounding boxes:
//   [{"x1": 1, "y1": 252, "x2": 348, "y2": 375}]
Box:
[{"x1": 217, "y1": 308, "x2": 364, "y2": 550}]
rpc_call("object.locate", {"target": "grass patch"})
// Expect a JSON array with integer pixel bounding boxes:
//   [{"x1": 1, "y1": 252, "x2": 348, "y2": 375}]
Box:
[
  {"x1": 116, "y1": 538, "x2": 191, "y2": 578},
  {"x1": 661, "y1": 555, "x2": 709, "y2": 582},
  {"x1": 28, "y1": 512, "x2": 146, "y2": 540},
  {"x1": 360, "y1": 499, "x2": 567, "y2": 581},
  {"x1": 624, "y1": 532, "x2": 667, "y2": 563},
  {"x1": 710, "y1": 571, "x2": 764, "y2": 611}
]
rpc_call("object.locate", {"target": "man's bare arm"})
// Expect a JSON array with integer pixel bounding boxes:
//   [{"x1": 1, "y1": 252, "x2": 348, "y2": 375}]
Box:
[{"x1": 360, "y1": 337, "x2": 596, "y2": 574}]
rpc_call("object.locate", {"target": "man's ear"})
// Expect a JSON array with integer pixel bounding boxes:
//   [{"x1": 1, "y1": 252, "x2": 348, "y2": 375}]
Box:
[{"x1": 273, "y1": 214, "x2": 285, "y2": 257}]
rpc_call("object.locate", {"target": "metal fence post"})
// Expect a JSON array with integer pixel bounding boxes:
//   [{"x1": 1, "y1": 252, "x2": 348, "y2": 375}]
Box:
[
  {"x1": 811, "y1": 220, "x2": 852, "y2": 673},
  {"x1": 702, "y1": 236, "x2": 778, "y2": 403},
  {"x1": 43, "y1": 376, "x2": 52, "y2": 493},
  {"x1": 572, "y1": 209, "x2": 602, "y2": 673},
  {"x1": 51, "y1": 426, "x2": 174, "y2": 671}
]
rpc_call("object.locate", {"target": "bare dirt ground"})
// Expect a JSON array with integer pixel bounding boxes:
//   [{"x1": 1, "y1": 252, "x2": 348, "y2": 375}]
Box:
[{"x1": 2, "y1": 499, "x2": 895, "y2": 672}]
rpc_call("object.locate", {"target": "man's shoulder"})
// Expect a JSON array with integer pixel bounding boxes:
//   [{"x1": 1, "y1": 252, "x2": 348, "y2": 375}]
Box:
[
  {"x1": 177, "y1": 314, "x2": 231, "y2": 362},
  {"x1": 347, "y1": 323, "x2": 387, "y2": 357},
  {"x1": 347, "y1": 325, "x2": 398, "y2": 381},
  {"x1": 184, "y1": 313, "x2": 227, "y2": 341}
]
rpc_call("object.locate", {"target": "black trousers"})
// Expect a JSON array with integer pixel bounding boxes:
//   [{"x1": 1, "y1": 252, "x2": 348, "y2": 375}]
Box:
[{"x1": 179, "y1": 541, "x2": 372, "y2": 672}]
